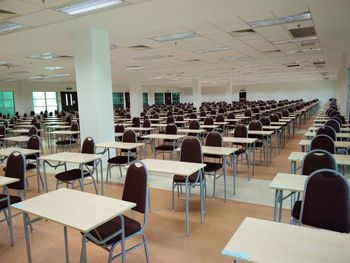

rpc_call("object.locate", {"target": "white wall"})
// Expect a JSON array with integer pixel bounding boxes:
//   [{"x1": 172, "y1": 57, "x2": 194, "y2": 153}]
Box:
[{"x1": 182, "y1": 80, "x2": 336, "y2": 106}]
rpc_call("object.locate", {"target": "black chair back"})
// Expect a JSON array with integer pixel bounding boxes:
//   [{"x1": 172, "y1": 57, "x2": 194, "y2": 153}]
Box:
[
  {"x1": 316, "y1": 126, "x2": 336, "y2": 141},
  {"x1": 5, "y1": 151, "x2": 25, "y2": 191},
  {"x1": 301, "y1": 149, "x2": 336, "y2": 175}
]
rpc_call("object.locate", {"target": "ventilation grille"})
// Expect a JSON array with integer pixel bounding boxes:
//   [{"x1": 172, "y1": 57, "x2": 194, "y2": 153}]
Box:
[
  {"x1": 287, "y1": 64, "x2": 300, "y2": 68},
  {"x1": 263, "y1": 49, "x2": 281, "y2": 54},
  {"x1": 300, "y1": 41, "x2": 315, "y2": 47},
  {"x1": 228, "y1": 28, "x2": 256, "y2": 37},
  {"x1": 186, "y1": 59, "x2": 201, "y2": 62},
  {"x1": 128, "y1": 45, "x2": 151, "y2": 50},
  {"x1": 289, "y1": 26, "x2": 316, "y2": 38}
]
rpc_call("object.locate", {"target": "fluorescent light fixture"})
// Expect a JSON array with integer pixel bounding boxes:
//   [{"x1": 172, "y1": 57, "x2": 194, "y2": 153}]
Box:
[
  {"x1": 55, "y1": 73, "x2": 70, "y2": 77},
  {"x1": 0, "y1": 22, "x2": 26, "y2": 33},
  {"x1": 28, "y1": 75, "x2": 44, "y2": 80},
  {"x1": 126, "y1": 66, "x2": 145, "y2": 71},
  {"x1": 3, "y1": 79, "x2": 16, "y2": 82},
  {"x1": 221, "y1": 56, "x2": 249, "y2": 61},
  {"x1": 248, "y1": 11, "x2": 312, "y2": 28},
  {"x1": 134, "y1": 55, "x2": 165, "y2": 61},
  {"x1": 148, "y1": 76, "x2": 162, "y2": 80},
  {"x1": 286, "y1": 48, "x2": 321, "y2": 55},
  {"x1": 57, "y1": 0, "x2": 124, "y2": 16},
  {"x1": 195, "y1": 47, "x2": 231, "y2": 54},
  {"x1": 273, "y1": 36, "x2": 318, "y2": 45},
  {"x1": 30, "y1": 52, "x2": 56, "y2": 60},
  {"x1": 45, "y1": 66, "x2": 63, "y2": 71},
  {"x1": 0, "y1": 61, "x2": 8, "y2": 65},
  {"x1": 152, "y1": 31, "x2": 198, "y2": 42}
]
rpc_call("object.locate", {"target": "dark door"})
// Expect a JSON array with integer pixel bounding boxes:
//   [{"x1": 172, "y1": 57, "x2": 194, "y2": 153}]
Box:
[
  {"x1": 125, "y1": 92, "x2": 130, "y2": 109},
  {"x1": 165, "y1": 93, "x2": 171, "y2": 104},
  {"x1": 239, "y1": 91, "x2": 246, "y2": 102},
  {"x1": 61, "y1": 92, "x2": 78, "y2": 112}
]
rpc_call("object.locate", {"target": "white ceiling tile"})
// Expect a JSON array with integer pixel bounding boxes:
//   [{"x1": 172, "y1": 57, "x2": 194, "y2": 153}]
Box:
[
  {"x1": 0, "y1": 0, "x2": 43, "y2": 15},
  {"x1": 20, "y1": 0, "x2": 74, "y2": 8},
  {"x1": 240, "y1": 11, "x2": 275, "y2": 22}
]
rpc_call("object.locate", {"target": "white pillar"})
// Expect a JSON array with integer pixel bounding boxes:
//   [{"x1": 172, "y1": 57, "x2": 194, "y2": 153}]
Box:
[
  {"x1": 148, "y1": 87, "x2": 154, "y2": 105},
  {"x1": 192, "y1": 79, "x2": 201, "y2": 108},
  {"x1": 225, "y1": 81, "x2": 233, "y2": 102},
  {"x1": 128, "y1": 73, "x2": 143, "y2": 117},
  {"x1": 336, "y1": 52, "x2": 348, "y2": 115},
  {"x1": 74, "y1": 27, "x2": 114, "y2": 145}
]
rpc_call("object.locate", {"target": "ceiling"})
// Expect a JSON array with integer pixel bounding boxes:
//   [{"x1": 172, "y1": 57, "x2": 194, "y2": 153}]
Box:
[{"x1": 0, "y1": 0, "x2": 349, "y2": 88}]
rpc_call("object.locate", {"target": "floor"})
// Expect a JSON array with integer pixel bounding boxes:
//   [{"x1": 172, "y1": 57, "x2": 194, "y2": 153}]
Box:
[{"x1": 0, "y1": 118, "x2": 311, "y2": 263}]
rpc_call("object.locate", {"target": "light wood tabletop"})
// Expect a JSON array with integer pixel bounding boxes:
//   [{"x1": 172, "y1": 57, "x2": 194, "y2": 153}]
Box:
[
  {"x1": 288, "y1": 152, "x2": 350, "y2": 166},
  {"x1": 48, "y1": 130, "x2": 80, "y2": 135},
  {"x1": 141, "y1": 134, "x2": 185, "y2": 140},
  {"x1": 308, "y1": 126, "x2": 350, "y2": 132},
  {"x1": 270, "y1": 121, "x2": 287, "y2": 125},
  {"x1": 0, "y1": 176, "x2": 19, "y2": 187},
  {"x1": 125, "y1": 127, "x2": 155, "y2": 132},
  {"x1": 299, "y1": 139, "x2": 350, "y2": 148},
  {"x1": 2, "y1": 136, "x2": 30, "y2": 143},
  {"x1": 305, "y1": 131, "x2": 350, "y2": 138},
  {"x1": 177, "y1": 128, "x2": 206, "y2": 134},
  {"x1": 175, "y1": 145, "x2": 238, "y2": 156},
  {"x1": 0, "y1": 147, "x2": 40, "y2": 157},
  {"x1": 12, "y1": 188, "x2": 135, "y2": 233},
  {"x1": 223, "y1": 137, "x2": 257, "y2": 144},
  {"x1": 222, "y1": 217, "x2": 350, "y2": 263},
  {"x1": 269, "y1": 173, "x2": 306, "y2": 192},
  {"x1": 247, "y1": 130, "x2": 274, "y2": 136},
  {"x1": 39, "y1": 152, "x2": 103, "y2": 164},
  {"x1": 96, "y1": 141, "x2": 144, "y2": 150}
]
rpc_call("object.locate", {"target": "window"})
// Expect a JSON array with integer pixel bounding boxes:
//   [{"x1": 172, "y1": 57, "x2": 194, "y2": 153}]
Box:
[
  {"x1": 33, "y1": 92, "x2": 58, "y2": 114},
  {"x1": 143, "y1": 92, "x2": 148, "y2": 107},
  {"x1": 0, "y1": 92, "x2": 15, "y2": 116},
  {"x1": 154, "y1": 93, "x2": 164, "y2": 105},
  {"x1": 172, "y1": 93, "x2": 180, "y2": 104},
  {"x1": 112, "y1": 92, "x2": 124, "y2": 108}
]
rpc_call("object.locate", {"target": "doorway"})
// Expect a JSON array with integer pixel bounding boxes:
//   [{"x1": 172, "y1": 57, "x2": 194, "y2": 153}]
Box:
[{"x1": 61, "y1": 92, "x2": 78, "y2": 112}]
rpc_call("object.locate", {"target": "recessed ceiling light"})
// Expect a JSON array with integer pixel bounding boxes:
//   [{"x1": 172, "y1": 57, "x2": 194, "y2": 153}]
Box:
[
  {"x1": 134, "y1": 55, "x2": 165, "y2": 61},
  {"x1": 0, "y1": 22, "x2": 26, "y2": 33},
  {"x1": 29, "y1": 75, "x2": 44, "y2": 80},
  {"x1": 55, "y1": 73, "x2": 70, "y2": 77},
  {"x1": 30, "y1": 52, "x2": 56, "y2": 60},
  {"x1": 56, "y1": 0, "x2": 124, "y2": 16},
  {"x1": 126, "y1": 66, "x2": 145, "y2": 71},
  {"x1": 0, "y1": 61, "x2": 8, "y2": 65},
  {"x1": 195, "y1": 47, "x2": 231, "y2": 54},
  {"x1": 248, "y1": 11, "x2": 312, "y2": 28},
  {"x1": 3, "y1": 78, "x2": 16, "y2": 82},
  {"x1": 152, "y1": 31, "x2": 198, "y2": 42},
  {"x1": 273, "y1": 36, "x2": 318, "y2": 45},
  {"x1": 148, "y1": 76, "x2": 162, "y2": 79},
  {"x1": 45, "y1": 66, "x2": 63, "y2": 71}
]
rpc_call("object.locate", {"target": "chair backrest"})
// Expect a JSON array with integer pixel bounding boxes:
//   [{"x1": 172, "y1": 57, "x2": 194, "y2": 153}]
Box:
[
  {"x1": 215, "y1": 114, "x2": 224, "y2": 122},
  {"x1": 28, "y1": 126, "x2": 37, "y2": 136},
  {"x1": 316, "y1": 126, "x2": 336, "y2": 141},
  {"x1": 122, "y1": 162, "x2": 149, "y2": 214},
  {"x1": 269, "y1": 114, "x2": 279, "y2": 122},
  {"x1": 132, "y1": 117, "x2": 140, "y2": 127},
  {"x1": 281, "y1": 109, "x2": 289, "y2": 117},
  {"x1": 310, "y1": 134, "x2": 336, "y2": 154},
  {"x1": 301, "y1": 149, "x2": 337, "y2": 175},
  {"x1": 122, "y1": 130, "x2": 137, "y2": 143},
  {"x1": 189, "y1": 120, "x2": 200, "y2": 129},
  {"x1": 0, "y1": 125, "x2": 6, "y2": 136},
  {"x1": 81, "y1": 137, "x2": 95, "y2": 154},
  {"x1": 276, "y1": 112, "x2": 283, "y2": 119},
  {"x1": 300, "y1": 169, "x2": 350, "y2": 233},
  {"x1": 27, "y1": 135, "x2": 40, "y2": 150},
  {"x1": 227, "y1": 112, "x2": 235, "y2": 119},
  {"x1": 189, "y1": 113, "x2": 197, "y2": 119},
  {"x1": 325, "y1": 119, "x2": 341, "y2": 133},
  {"x1": 115, "y1": 124, "x2": 125, "y2": 133},
  {"x1": 233, "y1": 124, "x2": 248, "y2": 138},
  {"x1": 143, "y1": 119, "x2": 151, "y2": 128},
  {"x1": 165, "y1": 124, "x2": 177, "y2": 135},
  {"x1": 203, "y1": 117, "x2": 214, "y2": 125},
  {"x1": 200, "y1": 111, "x2": 206, "y2": 117},
  {"x1": 176, "y1": 115, "x2": 184, "y2": 121},
  {"x1": 248, "y1": 120, "x2": 263, "y2": 131},
  {"x1": 180, "y1": 136, "x2": 203, "y2": 164},
  {"x1": 5, "y1": 151, "x2": 26, "y2": 191},
  {"x1": 244, "y1": 110, "x2": 252, "y2": 117},
  {"x1": 166, "y1": 116, "x2": 175, "y2": 124},
  {"x1": 205, "y1": 131, "x2": 223, "y2": 147},
  {"x1": 71, "y1": 121, "x2": 79, "y2": 131},
  {"x1": 31, "y1": 118, "x2": 37, "y2": 125},
  {"x1": 65, "y1": 115, "x2": 72, "y2": 124},
  {"x1": 260, "y1": 117, "x2": 271, "y2": 126}
]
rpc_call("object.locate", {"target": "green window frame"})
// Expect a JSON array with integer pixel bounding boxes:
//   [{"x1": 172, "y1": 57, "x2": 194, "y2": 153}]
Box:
[
  {"x1": 113, "y1": 92, "x2": 124, "y2": 108},
  {"x1": 154, "y1": 93, "x2": 164, "y2": 105},
  {"x1": 143, "y1": 92, "x2": 148, "y2": 107},
  {"x1": 32, "y1": 91, "x2": 58, "y2": 114},
  {"x1": 0, "y1": 91, "x2": 15, "y2": 116},
  {"x1": 172, "y1": 93, "x2": 180, "y2": 104}
]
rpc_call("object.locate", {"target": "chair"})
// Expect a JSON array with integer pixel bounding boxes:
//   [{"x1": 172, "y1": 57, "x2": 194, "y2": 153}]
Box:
[
  {"x1": 232, "y1": 124, "x2": 251, "y2": 179},
  {"x1": 0, "y1": 125, "x2": 6, "y2": 146},
  {"x1": 28, "y1": 126, "x2": 37, "y2": 137},
  {"x1": 215, "y1": 115, "x2": 225, "y2": 133},
  {"x1": 107, "y1": 130, "x2": 137, "y2": 179},
  {"x1": 248, "y1": 120, "x2": 266, "y2": 164},
  {"x1": 175, "y1": 115, "x2": 184, "y2": 128},
  {"x1": 55, "y1": 137, "x2": 98, "y2": 193},
  {"x1": 172, "y1": 137, "x2": 205, "y2": 209},
  {"x1": 166, "y1": 116, "x2": 175, "y2": 124},
  {"x1": 203, "y1": 131, "x2": 224, "y2": 198},
  {"x1": 260, "y1": 117, "x2": 271, "y2": 126},
  {"x1": 26, "y1": 135, "x2": 44, "y2": 190},
  {"x1": 203, "y1": 117, "x2": 214, "y2": 125},
  {"x1": 0, "y1": 151, "x2": 26, "y2": 246},
  {"x1": 132, "y1": 117, "x2": 140, "y2": 127},
  {"x1": 155, "y1": 124, "x2": 177, "y2": 159},
  {"x1": 299, "y1": 169, "x2": 350, "y2": 233},
  {"x1": 115, "y1": 124, "x2": 125, "y2": 141},
  {"x1": 56, "y1": 121, "x2": 79, "y2": 152},
  {"x1": 325, "y1": 119, "x2": 341, "y2": 133},
  {"x1": 316, "y1": 126, "x2": 336, "y2": 141},
  {"x1": 310, "y1": 135, "x2": 336, "y2": 154},
  {"x1": 189, "y1": 113, "x2": 197, "y2": 119},
  {"x1": 85, "y1": 162, "x2": 150, "y2": 263}
]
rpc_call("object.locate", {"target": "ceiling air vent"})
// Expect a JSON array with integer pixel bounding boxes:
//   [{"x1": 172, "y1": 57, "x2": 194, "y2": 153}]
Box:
[
  {"x1": 128, "y1": 45, "x2": 151, "y2": 50},
  {"x1": 289, "y1": 26, "x2": 316, "y2": 38},
  {"x1": 229, "y1": 28, "x2": 255, "y2": 37},
  {"x1": 313, "y1": 60, "x2": 325, "y2": 65},
  {"x1": 186, "y1": 59, "x2": 201, "y2": 62},
  {"x1": 300, "y1": 41, "x2": 315, "y2": 47},
  {"x1": 287, "y1": 63, "x2": 300, "y2": 68},
  {"x1": 263, "y1": 49, "x2": 281, "y2": 54},
  {"x1": 320, "y1": 72, "x2": 328, "y2": 76},
  {"x1": 56, "y1": 55, "x2": 74, "y2": 60}
]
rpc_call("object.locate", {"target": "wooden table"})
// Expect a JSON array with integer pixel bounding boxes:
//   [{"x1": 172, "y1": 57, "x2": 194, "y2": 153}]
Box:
[
  {"x1": 0, "y1": 176, "x2": 19, "y2": 246},
  {"x1": 38, "y1": 152, "x2": 104, "y2": 194},
  {"x1": 96, "y1": 141, "x2": 145, "y2": 161},
  {"x1": 222, "y1": 217, "x2": 350, "y2": 263},
  {"x1": 309, "y1": 126, "x2": 350, "y2": 132},
  {"x1": 305, "y1": 131, "x2": 350, "y2": 139},
  {"x1": 2, "y1": 136, "x2": 30, "y2": 146},
  {"x1": 141, "y1": 158, "x2": 205, "y2": 236},
  {"x1": 177, "y1": 128, "x2": 206, "y2": 135},
  {"x1": 48, "y1": 130, "x2": 80, "y2": 153},
  {"x1": 12, "y1": 188, "x2": 135, "y2": 263},
  {"x1": 299, "y1": 139, "x2": 350, "y2": 152},
  {"x1": 141, "y1": 134, "x2": 186, "y2": 158}
]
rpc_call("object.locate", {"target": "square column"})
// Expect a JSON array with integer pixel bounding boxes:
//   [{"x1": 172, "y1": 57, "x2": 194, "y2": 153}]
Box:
[
  {"x1": 192, "y1": 79, "x2": 201, "y2": 109},
  {"x1": 128, "y1": 73, "x2": 143, "y2": 117}
]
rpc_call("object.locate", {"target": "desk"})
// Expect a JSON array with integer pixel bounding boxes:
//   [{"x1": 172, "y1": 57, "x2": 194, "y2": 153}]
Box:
[
  {"x1": 48, "y1": 130, "x2": 80, "y2": 153},
  {"x1": 288, "y1": 151, "x2": 350, "y2": 174},
  {"x1": 177, "y1": 128, "x2": 206, "y2": 135},
  {"x1": 270, "y1": 173, "x2": 306, "y2": 221},
  {"x1": 305, "y1": 131, "x2": 350, "y2": 139},
  {"x1": 38, "y1": 152, "x2": 104, "y2": 194},
  {"x1": 12, "y1": 188, "x2": 135, "y2": 263},
  {"x1": 141, "y1": 134, "x2": 185, "y2": 158},
  {"x1": 2, "y1": 136, "x2": 30, "y2": 147},
  {"x1": 248, "y1": 130, "x2": 273, "y2": 165},
  {"x1": 141, "y1": 158, "x2": 205, "y2": 236},
  {"x1": 222, "y1": 217, "x2": 350, "y2": 263},
  {"x1": 308, "y1": 126, "x2": 350, "y2": 132},
  {"x1": 299, "y1": 139, "x2": 350, "y2": 152},
  {"x1": 0, "y1": 176, "x2": 19, "y2": 246}
]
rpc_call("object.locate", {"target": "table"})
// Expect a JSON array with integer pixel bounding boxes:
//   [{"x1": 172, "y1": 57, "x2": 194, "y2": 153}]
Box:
[
  {"x1": 248, "y1": 130, "x2": 273, "y2": 165},
  {"x1": 48, "y1": 130, "x2": 80, "y2": 153},
  {"x1": 270, "y1": 173, "x2": 307, "y2": 221},
  {"x1": 0, "y1": 176, "x2": 19, "y2": 246},
  {"x1": 141, "y1": 158, "x2": 206, "y2": 236},
  {"x1": 305, "y1": 131, "x2": 350, "y2": 139},
  {"x1": 299, "y1": 139, "x2": 350, "y2": 152},
  {"x1": 2, "y1": 136, "x2": 30, "y2": 146},
  {"x1": 288, "y1": 151, "x2": 350, "y2": 174},
  {"x1": 141, "y1": 134, "x2": 186, "y2": 158},
  {"x1": 38, "y1": 152, "x2": 104, "y2": 194},
  {"x1": 12, "y1": 188, "x2": 135, "y2": 263},
  {"x1": 96, "y1": 141, "x2": 145, "y2": 163},
  {"x1": 309, "y1": 126, "x2": 350, "y2": 132},
  {"x1": 222, "y1": 217, "x2": 350, "y2": 263},
  {"x1": 177, "y1": 128, "x2": 206, "y2": 135}
]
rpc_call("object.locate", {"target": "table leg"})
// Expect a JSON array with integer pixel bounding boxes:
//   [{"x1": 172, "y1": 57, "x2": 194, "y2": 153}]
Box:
[
  {"x1": 273, "y1": 190, "x2": 279, "y2": 221},
  {"x1": 223, "y1": 156, "x2": 227, "y2": 202},
  {"x1": 278, "y1": 189, "x2": 284, "y2": 222},
  {"x1": 43, "y1": 161, "x2": 49, "y2": 192},
  {"x1": 100, "y1": 159, "x2": 104, "y2": 196},
  {"x1": 64, "y1": 226, "x2": 70, "y2": 263},
  {"x1": 200, "y1": 170, "x2": 204, "y2": 222},
  {"x1": 252, "y1": 142, "x2": 256, "y2": 177},
  {"x1": 80, "y1": 235, "x2": 87, "y2": 263},
  {"x1": 23, "y1": 213, "x2": 32, "y2": 263},
  {"x1": 185, "y1": 177, "x2": 190, "y2": 237},
  {"x1": 291, "y1": 160, "x2": 296, "y2": 174},
  {"x1": 80, "y1": 164, "x2": 85, "y2": 192},
  {"x1": 232, "y1": 155, "x2": 237, "y2": 195}
]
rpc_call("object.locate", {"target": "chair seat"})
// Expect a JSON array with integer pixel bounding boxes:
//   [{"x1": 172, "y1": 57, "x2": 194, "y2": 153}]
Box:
[
  {"x1": 173, "y1": 171, "x2": 203, "y2": 183},
  {"x1": 108, "y1": 156, "x2": 136, "y2": 165},
  {"x1": 155, "y1": 144, "x2": 174, "y2": 151},
  {"x1": 26, "y1": 163, "x2": 36, "y2": 170},
  {"x1": 55, "y1": 169, "x2": 92, "y2": 181},
  {"x1": 87, "y1": 215, "x2": 141, "y2": 246},
  {"x1": 204, "y1": 153, "x2": 221, "y2": 159},
  {"x1": 26, "y1": 154, "x2": 39, "y2": 160},
  {"x1": 0, "y1": 194, "x2": 21, "y2": 210},
  {"x1": 204, "y1": 162, "x2": 222, "y2": 173},
  {"x1": 235, "y1": 148, "x2": 246, "y2": 155},
  {"x1": 56, "y1": 139, "x2": 76, "y2": 145},
  {"x1": 292, "y1": 200, "x2": 302, "y2": 220}
]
